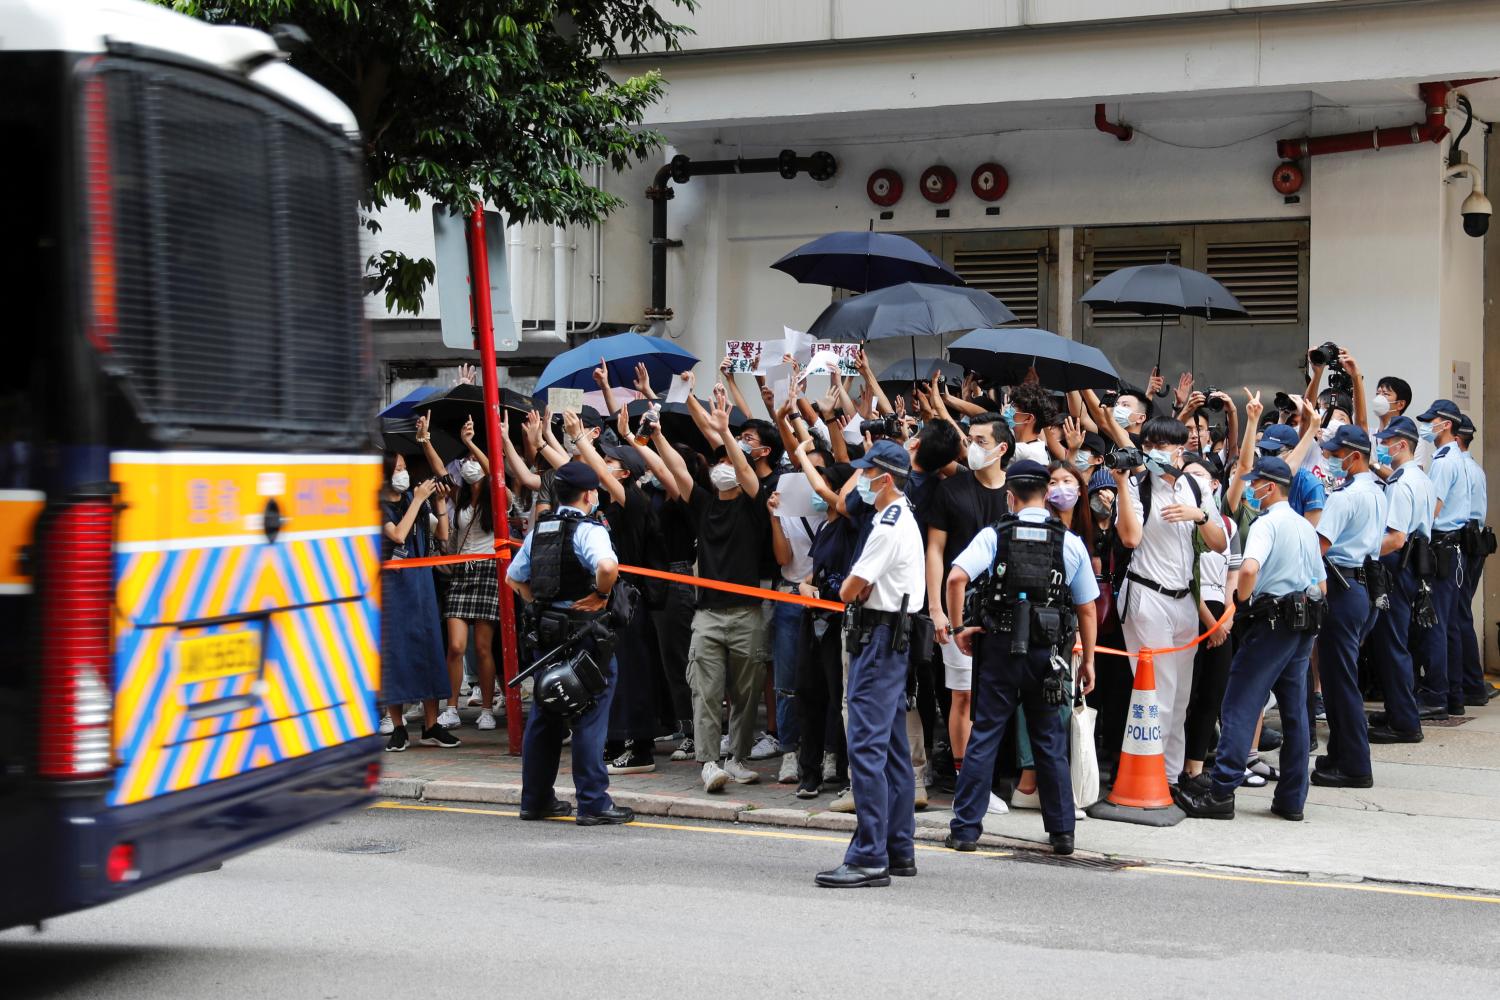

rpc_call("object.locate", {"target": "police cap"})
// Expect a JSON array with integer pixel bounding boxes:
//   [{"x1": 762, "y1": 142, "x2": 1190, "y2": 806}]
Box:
[
  {"x1": 1416, "y1": 398, "x2": 1463, "y2": 424},
  {"x1": 554, "y1": 461, "x2": 601, "y2": 492},
  {"x1": 1319, "y1": 423, "x2": 1372, "y2": 455},
  {"x1": 1241, "y1": 456, "x2": 1292, "y2": 487},
  {"x1": 1256, "y1": 423, "x2": 1299, "y2": 453},
  {"x1": 1373, "y1": 416, "x2": 1419, "y2": 445},
  {"x1": 1004, "y1": 459, "x2": 1050, "y2": 487},
  {"x1": 851, "y1": 439, "x2": 911, "y2": 479}
]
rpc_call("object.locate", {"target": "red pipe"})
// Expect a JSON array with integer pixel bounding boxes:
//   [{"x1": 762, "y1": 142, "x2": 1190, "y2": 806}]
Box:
[
  {"x1": 1274, "y1": 81, "x2": 1490, "y2": 160},
  {"x1": 467, "y1": 207, "x2": 524, "y2": 756},
  {"x1": 1095, "y1": 103, "x2": 1133, "y2": 142}
]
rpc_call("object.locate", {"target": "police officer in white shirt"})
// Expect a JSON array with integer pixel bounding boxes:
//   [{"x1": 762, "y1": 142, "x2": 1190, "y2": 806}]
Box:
[{"x1": 815, "y1": 440, "x2": 927, "y2": 889}]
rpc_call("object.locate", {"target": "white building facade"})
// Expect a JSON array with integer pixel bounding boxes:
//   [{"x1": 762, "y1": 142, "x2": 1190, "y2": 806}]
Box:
[{"x1": 369, "y1": 0, "x2": 1500, "y2": 660}]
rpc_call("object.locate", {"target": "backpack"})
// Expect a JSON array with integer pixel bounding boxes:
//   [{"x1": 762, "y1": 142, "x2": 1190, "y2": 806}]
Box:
[{"x1": 1107, "y1": 470, "x2": 1203, "y2": 597}]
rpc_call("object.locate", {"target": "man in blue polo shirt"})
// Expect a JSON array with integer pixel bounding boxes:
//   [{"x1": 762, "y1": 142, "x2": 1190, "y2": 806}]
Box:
[
  {"x1": 1256, "y1": 423, "x2": 1326, "y2": 521},
  {"x1": 1413, "y1": 399, "x2": 1471, "y2": 715}
]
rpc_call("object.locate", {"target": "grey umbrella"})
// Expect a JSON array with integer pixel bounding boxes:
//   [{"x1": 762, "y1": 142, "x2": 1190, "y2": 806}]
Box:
[
  {"x1": 947, "y1": 328, "x2": 1120, "y2": 393},
  {"x1": 1079, "y1": 262, "x2": 1247, "y2": 393},
  {"x1": 877, "y1": 357, "x2": 964, "y2": 385}
]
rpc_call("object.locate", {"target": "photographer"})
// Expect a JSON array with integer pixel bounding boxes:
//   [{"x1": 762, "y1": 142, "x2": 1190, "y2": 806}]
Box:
[{"x1": 1105, "y1": 415, "x2": 1226, "y2": 784}]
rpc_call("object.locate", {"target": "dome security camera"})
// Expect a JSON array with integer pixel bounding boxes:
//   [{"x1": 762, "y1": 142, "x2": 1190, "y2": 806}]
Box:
[{"x1": 1461, "y1": 191, "x2": 1492, "y2": 238}]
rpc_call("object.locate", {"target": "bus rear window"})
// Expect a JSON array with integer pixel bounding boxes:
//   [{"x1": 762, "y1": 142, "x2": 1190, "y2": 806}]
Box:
[{"x1": 83, "y1": 59, "x2": 373, "y2": 448}]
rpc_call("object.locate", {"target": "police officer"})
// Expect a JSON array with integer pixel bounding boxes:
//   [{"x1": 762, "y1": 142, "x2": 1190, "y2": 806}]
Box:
[
  {"x1": 1413, "y1": 399, "x2": 1471, "y2": 716},
  {"x1": 1366, "y1": 416, "x2": 1438, "y2": 742},
  {"x1": 505, "y1": 461, "x2": 635, "y2": 826},
  {"x1": 1454, "y1": 416, "x2": 1498, "y2": 705},
  {"x1": 1178, "y1": 457, "x2": 1326, "y2": 821},
  {"x1": 1310, "y1": 425, "x2": 1386, "y2": 788},
  {"x1": 941, "y1": 460, "x2": 1099, "y2": 857},
  {"x1": 815, "y1": 440, "x2": 926, "y2": 889}
]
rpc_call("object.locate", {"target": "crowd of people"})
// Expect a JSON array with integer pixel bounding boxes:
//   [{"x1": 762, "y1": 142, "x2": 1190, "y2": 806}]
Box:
[{"x1": 376, "y1": 342, "x2": 1497, "y2": 837}]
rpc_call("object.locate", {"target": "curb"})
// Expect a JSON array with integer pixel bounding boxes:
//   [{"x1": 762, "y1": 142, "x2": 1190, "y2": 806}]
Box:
[{"x1": 374, "y1": 777, "x2": 1023, "y2": 849}]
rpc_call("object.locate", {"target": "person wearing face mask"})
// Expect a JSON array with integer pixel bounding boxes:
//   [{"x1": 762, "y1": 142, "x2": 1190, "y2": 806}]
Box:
[
  {"x1": 1367, "y1": 375, "x2": 1434, "y2": 473},
  {"x1": 1306, "y1": 425, "x2": 1387, "y2": 789},
  {"x1": 1007, "y1": 383, "x2": 1057, "y2": 466},
  {"x1": 925, "y1": 413, "x2": 1014, "y2": 788},
  {"x1": 437, "y1": 418, "x2": 502, "y2": 731},
  {"x1": 680, "y1": 391, "x2": 771, "y2": 793},
  {"x1": 506, "y1": 461, "x2": 634, "y2": 827},
  {"x1": 1365, "y1": 417, "x2": 1438, "y2": 743},
  {"x1": 1177, "y1": 456, "x2": 1325, "y2": 822},
  {"x1": 1413, "y1": 399, "x2": 1474, "y2": 718},
  {"x1": 378, "y1": 453, "x2": 460, "y2": 752},
  {"x1": 1109, "y1": 388, "x2": 1150, "y2": 444},
  {"x1": 1085, "y1": 469, "x2": 1132, "y2": 782},
  {"x1": 1453, "y1": 417, "x2": 1500, "y2": 706},
  {"x1": 815, "y1": 440, "x2": 926, "y2": 888},
  {"x1": 943, "y1": 460, "x2": 1099, "y2": 856},
  {"x1": 1111, "y1": 417, "x2": 1227, "y2": 784}
]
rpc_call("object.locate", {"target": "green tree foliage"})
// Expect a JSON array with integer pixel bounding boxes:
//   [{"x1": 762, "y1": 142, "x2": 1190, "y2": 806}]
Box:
[{"x1": 157, "y1": 1, "x2": 692, "y2": 312}]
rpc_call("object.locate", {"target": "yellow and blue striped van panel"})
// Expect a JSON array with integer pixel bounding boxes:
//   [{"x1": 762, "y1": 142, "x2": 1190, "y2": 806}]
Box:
[
  {"x1": 0, "y1": 490, "x2": 44, "y2": 594},
  {"x1": 108, "y1": 453, "x2": 382, "y2": 807}
]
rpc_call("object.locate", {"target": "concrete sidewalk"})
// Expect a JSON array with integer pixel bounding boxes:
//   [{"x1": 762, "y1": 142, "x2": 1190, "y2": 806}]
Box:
[{"x1": 379, "y1": 699, "x2": 1500, "y2": 892}]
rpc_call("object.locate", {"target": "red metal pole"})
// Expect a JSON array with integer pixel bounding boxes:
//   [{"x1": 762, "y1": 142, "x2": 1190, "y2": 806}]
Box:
[{"x1": 467, "y1": 207, "x2": 525, "y2": 755}]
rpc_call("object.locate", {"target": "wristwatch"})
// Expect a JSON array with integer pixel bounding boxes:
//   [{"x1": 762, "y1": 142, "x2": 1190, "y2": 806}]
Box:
[{"x1": 593, "y1": 588, "x2": 611, "y2": 600}]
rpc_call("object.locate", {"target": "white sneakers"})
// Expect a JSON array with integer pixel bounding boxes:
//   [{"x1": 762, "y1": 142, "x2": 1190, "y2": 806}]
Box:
[
  {"x1": 722, "y1": 757, "x2": 759, "y2": 784},
  {"x1": 1010, "y1": 788, "x2": 1042, "y2": 810},
  {"x1": 702, "y1": 761, "x2": 730, "y2": 793},
  {"x1": 822, "y1": 752, "x2": 838, "y2": 782},
  {"x1": 476, "y1": 711, "x2": 497, "y2": 731},
  {"x1": 378, "y1": 715, "x2": 395, "y2": 735},
  {"x1": 748, "y1": 732, "x2": 780, "y2": 760},
  {"x1": 828, "y1": 788, "x2": 856, "y2": 813},
  {"x1": 402, "y1": 703, "x2": 422, "y2": 722},
  {"x1": 777, "y1": 752, "x2": 799, "y2": 784},
  {"x1": 436, "y1": 706, "x2": 461, "y2": 729},
  {"x1": 987, "y1": 792, "x2": 1010, "y2": 815},
  {"x1": 466, "y1": 688, "x2": 484, "y2": 708},
  {"x1": 914, "y1": 782, "x2": 929, "y2": 810}
]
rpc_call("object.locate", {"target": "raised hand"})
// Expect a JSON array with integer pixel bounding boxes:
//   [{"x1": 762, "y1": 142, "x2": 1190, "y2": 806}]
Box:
[
  {"x1": 1062, "y1": 415, "x2": 1084, "y2": 452},
  {"x1": 634, "y1": 361, "x2": 654, "y2": 396},
  {"x1": 523, "y1": 409, "x2": 543, "y2": 447},
  {"x1": 709, "y1": 384, "x2": 733, "y2": 437},
  {"x1": 592, "y1": 357, "x2": 610, "y2": 389},
  {"x1": 455, "y1": 363, "x2": 478, "y2": 386},
  {"x1": 1244, "y1": 387, "x2": 1263, "y2": 425},
  {"x1": 460, "y1": 415, "x2": 475, "y2": 444},
  {"x1": 414, "y1": 409, "x2": 431, "y2": 442},
  {"x1": 1174, "y1": 371, "x2": 1195, "y2": 407},
  {"x1": 1147, "y1": 369, "x2": 1167, "y2": 398}
]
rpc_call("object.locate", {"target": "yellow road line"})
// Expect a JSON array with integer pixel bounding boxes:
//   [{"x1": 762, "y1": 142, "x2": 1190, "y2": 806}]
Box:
[
  {"x1": 370, "y1": 801, "x2": 1011, "y2": 857},
  {"x1": 1126, "y1": 865, "x2": 1500, "y2": 905}
]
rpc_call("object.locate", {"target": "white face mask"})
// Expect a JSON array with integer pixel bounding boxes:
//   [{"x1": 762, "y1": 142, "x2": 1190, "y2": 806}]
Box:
[
  {"x1": 1112, "y1": 403, "x2": 1135, "y2": 430},
  {"x1": 1320, "y1": 419, "x2": 1345, "y2": 443},
  {"x1": 459, "y1": 460, "x2": 484, "y2": 485},
  {"x1": 709, "y1": 463, "x2": 739, "y2": 493},
  {"x1": 1372, "y1": 394, "x2": 1391, "y2": 418},
  {"x1": 967, "y1": 441, "x2": 1000, "y2": 471},
  {"x1": 390, "y1": 470, "x2": 410, "y2": 492}
]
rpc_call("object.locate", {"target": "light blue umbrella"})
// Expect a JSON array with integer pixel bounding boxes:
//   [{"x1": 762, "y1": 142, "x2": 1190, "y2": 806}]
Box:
[
  {"x1": 532, "y1": 333, "x2": 699, "y2": 398},
  {"x1": 379, "y1": 385, "x2": 438, "y2": 419}
]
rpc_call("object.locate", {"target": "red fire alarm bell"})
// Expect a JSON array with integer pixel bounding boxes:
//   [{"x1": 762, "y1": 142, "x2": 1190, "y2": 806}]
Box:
[
  {"x1": 919, "y1": 165, "x2": 958, "y2": 203},
  {"x1": 970, "y1": 162, "x2": 1009, "y2": 202},
  {"x1": 866, "y1": 168, "x2": 903, "y2": 207}
]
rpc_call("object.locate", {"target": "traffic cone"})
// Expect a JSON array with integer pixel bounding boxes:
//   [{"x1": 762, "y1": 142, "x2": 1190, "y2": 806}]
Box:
[{"x1": 1086, "y1": 649, "x2": 1185, "y2": 827}]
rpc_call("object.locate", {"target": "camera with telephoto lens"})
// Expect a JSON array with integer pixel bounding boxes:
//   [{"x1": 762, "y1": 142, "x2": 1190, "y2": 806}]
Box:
[
  {"x1": 1204, "y1": 387, "x2": 1225, "y2": 412},
  {"x1": 1309, "y1": 341, "x2": 1353, "y2": 394},
  {"x1": 1274, "y1": 391, "x2": 1295, "y2": 413},
  {"x1": 1104, "y1": 446, "x2": 1143, "y2": 471},
  {"x1": 863, "y1": 414, "x2": 902, "y2": 441}
]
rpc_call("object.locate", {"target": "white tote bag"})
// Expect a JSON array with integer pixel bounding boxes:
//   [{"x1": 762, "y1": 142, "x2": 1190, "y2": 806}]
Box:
[{"x1": 1069, "y1": 669, "x2": 1101, "y2": 809}]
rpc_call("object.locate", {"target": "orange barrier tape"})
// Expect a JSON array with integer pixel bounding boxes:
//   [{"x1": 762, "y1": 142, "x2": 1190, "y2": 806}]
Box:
[{"x1": 1083, "y1": 600, "x2": 1236, "y2": 658}]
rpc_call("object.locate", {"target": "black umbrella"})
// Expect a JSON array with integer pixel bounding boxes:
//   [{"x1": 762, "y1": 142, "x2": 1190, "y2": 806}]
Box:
[
  {"x1": 877, "y1": 357, "x2": 964, "y2": 385},
  {"x1": 1079, "y1": 262, "x2": 1247, "y2": 393},
  {"x1": 626, "y1": 398, "x2": 746, "y2": 458},
  {"x1": 771, "y1": 231, "x2": 963, "y2": 292},
  {"x1": 947, "y1": 328, "x2": 1119, "y2": 393},
  {"x1": 807, "y1": 283, "x2": 1013, "y2": 341},
  {"x1": 380, "y1": 417, "x2": 462, "y2": 463}
]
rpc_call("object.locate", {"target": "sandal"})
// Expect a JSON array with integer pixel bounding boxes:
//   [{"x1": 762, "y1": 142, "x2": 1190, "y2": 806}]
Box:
[
  {"x1": 1247, "y1": 758, "x2": 1280, "y2": 781},
  {"x1": 1242, "y1": 768, "x2": 1267, "y2": 788}
]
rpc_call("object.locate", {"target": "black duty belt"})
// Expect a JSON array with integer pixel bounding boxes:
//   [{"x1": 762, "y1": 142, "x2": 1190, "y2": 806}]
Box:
[
  {"x1": 1433, "y1": 529, "x2": 1461, "y2": 546},
  {"x1": 1330, "y1": 563, "x2": 1368, "y2": 585},
  {"x1": 1126, "y1": 571, "x2": 1191, "y2": 601},
  {"x1": 858, "y1": 609, "x2": 905, "y2": 629}
]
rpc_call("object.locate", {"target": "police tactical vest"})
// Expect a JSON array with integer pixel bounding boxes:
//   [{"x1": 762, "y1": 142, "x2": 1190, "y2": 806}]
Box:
[
  {"x1": 532, "y1": 510, "x2": 599, "y2": 604},
  {"x1": 983, "y1": 513, "x2": 1070, "y2": 610}
]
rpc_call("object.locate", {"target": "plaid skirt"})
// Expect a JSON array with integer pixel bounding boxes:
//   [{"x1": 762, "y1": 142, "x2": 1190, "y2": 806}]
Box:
[{"x1": 443, "y1": 559, "x2": 500, "y2": 622}]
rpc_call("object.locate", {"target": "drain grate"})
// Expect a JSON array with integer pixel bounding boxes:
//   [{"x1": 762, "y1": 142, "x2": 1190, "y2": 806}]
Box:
[
  {"x1": 1007, "y1": 851, "x2": 1131, "y2": 871},
  {"x1": 336, "y1": 841, "x2": 404, "y2": 855}
]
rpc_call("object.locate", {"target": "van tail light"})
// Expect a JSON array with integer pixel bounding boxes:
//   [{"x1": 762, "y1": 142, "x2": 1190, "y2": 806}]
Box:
[
  {"x1": 36, "y1": 498, "x2": 116, "y2": 780},
  {"x1": 82, "y1": 70, "x2": 117, "y2": 354},
  {"x1": 106, "y1": 843, "x2": 139, "y2": 883},
  {"x1": 364, "y1": 762, "x2": 381, "y2": 790}
]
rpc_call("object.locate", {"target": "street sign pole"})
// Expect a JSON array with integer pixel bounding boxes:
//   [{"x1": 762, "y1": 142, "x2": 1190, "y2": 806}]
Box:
[{"x1": 467, "y1": 207, "x2": 524, "y2": 755}]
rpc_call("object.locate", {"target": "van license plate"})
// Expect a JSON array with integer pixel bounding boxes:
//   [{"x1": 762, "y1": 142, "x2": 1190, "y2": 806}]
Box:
[{"x1": 175, "y1": 629, "x2": 262, "y2": 685}]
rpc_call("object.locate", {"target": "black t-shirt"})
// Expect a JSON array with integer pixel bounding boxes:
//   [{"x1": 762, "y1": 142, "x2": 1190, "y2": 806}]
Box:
[
  {"x1": 688, "y1": 485, "x2": 767, "y2": 609},
  {"x1": 928, "y1": 468, "x2": 1011, "y2": 569},
  {"x1": 808, "y1": 515, "x2": 858, "y2": 601},
  {"x1": 601, "y1": 485, "x2": 652, "y2": 567},
  {"x1": 648, "y1": 487, "x2": 698, "y2": 566},
  {"x1": 380, "y1": 493, "x2": 437, "y2": 561}
]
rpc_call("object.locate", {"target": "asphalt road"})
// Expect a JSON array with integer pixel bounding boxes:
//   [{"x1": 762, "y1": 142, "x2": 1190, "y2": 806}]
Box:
[{"x1": 4, "y1": 801, "x2": 1498, "y2": 1000}]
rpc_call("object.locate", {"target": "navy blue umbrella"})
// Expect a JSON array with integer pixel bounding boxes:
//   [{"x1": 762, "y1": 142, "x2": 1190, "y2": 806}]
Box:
[
  {"x1": 533, "y1": 332, "x2": 698, "y2": 398},
  {"x1": 947, "y1": 328, "x2": 1119, "y2": 393},
  {"x1": 771, "y1": 231, "x2": 963, "y2": 292},
  {"x1": 807, "y1": 282, "x2": 1013, "y2": 341},
  {"x1": 379, "y1": 386, "x2": 438, "y2": 419}
]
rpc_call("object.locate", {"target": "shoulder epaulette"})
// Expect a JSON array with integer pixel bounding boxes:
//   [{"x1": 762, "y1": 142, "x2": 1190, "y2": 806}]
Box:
[{"x1": 880, "y1": 504, "x2": 902, "y2": 526}]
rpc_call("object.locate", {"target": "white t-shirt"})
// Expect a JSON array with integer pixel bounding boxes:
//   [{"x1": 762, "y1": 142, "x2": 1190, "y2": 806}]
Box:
[
  {"x1": 1013, "y1": 438, "x2": 1049, "y2": 465},
  {"x1": 452, "y1": 503, "x2": 496, "y2": 556},
  {"x1": 776, "y1": 514, "x2": 817, "y2": 584},
  {"x1": 1197, "y1": 517, "x2": 1240, "y2": 605},
  {"x1": 849, "y1": 500, "x2": 927, "y2": 613},
  {"x1": 1117, "y1": 470, "x2": 1214, "y2": 592}
]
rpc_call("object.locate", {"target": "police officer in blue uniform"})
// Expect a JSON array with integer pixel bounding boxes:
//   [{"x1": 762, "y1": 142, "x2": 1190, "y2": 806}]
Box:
[
  {"x1": 1367, "y1": 416, "x2": 1438, "y2": 742},
  {"x1": 1310, "y1": 425, "x2": 1386, "y2": 788},
  {"x1": 1454, "y1": 415, "x2": 1498, "y2": 705},
  {"x1": 506, "y1": 462, "x2": 635, "y2": 826},
  {"x1": 816, "y1": 440, "x2": 927, "y2": 889},
  {"x1": 1414, "y1": 399, "x2": 1472, "y2": 716},
  {"x1": 1178, "y1": 457, "x2": 1326, "y2": 821},
  {"x1": 941, "y1": 460, "x2": 1099, "y2": 856}
]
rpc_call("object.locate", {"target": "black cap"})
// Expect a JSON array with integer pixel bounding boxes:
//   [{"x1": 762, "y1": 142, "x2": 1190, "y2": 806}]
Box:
[
  {"x1": 600, "y1": 442, "x2": 645, "y2": 480},
  {"x1": 1004, "y1": 459, "x2": 1050, "y2": 486},
  {"x1": 1416, "y1": 399, "x2": 1463, "y2": 424},
  {"x1": 1241, "y1": 456, "x2": 1292, "y2": 487},
  {"x1": 554, "y1": 461, "x2": 600, "y2": 492},
  {"x1": 1319, "y1": 424, "x2": 1372, "y2": 456}
]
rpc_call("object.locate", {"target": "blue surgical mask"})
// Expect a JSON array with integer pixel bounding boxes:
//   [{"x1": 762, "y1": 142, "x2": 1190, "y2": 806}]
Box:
[
  {"x1": 1001, "y1": 404, "x2": 1017, "y2": 427},
  {"x1": 1072, "y1": 450, "x2": 1093, "y2": 471},
  {"x1": 810, "y1": 494, "x2": 829, "y2": 514},
  {"x1": 1324, "y1": 455, "x2": 1345, "y2": 479},
  {"x1": 1418, "y1": 420, "x2": 1435, "y2": 443},
  {"x1": 1375, "y1": 446, "x2": 1392, "y2": 467},
  {"x1": 1245, "y1": 490, "x2": 1263, "y2": 513},
  {"x1": 1147, "y1": 448, "x2": 1173, "y2": 467},
  {"x1": 855, "y1": 474, "x2": 879, "y2": 504},
  {"x1": 739, "y1": 440, "x2": 756, "y2": 456}
]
